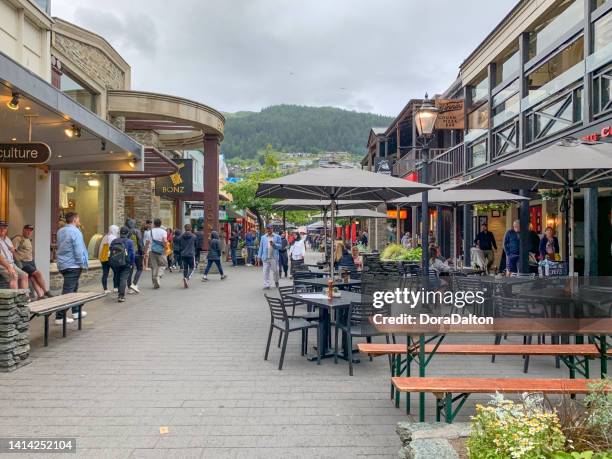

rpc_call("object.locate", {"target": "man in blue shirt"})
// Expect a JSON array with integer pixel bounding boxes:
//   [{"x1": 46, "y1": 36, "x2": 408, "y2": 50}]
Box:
[
  {"x1": 55, "y1": 212, "x2": 89, "y2": 324},
  {"x1": 257, "y1": 224, "x2": 282, "y2": 289},
  {"x1": 245, "y1": 230, "x2": 256, "y2": 266},
  {"x1": 503, "y1": 219, "x2": 521, "y2": 275}
]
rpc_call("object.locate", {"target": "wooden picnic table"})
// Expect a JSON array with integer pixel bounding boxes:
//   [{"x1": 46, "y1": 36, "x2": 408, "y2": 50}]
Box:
[
  {"x1": 370, "y1": 317, "x2": 612, "y2": 421},
  {"x1": 286, "y1": 291, "x2": 362, "y2": 362}
]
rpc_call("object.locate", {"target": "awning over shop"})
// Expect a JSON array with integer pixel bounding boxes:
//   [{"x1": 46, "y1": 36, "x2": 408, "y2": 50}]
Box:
[
  {"x1": 120, "y1": 147, "x2": 179, "y2": 179},
  {"x1": 0, "y1": 51, "x2": 143, "y2": 172}
]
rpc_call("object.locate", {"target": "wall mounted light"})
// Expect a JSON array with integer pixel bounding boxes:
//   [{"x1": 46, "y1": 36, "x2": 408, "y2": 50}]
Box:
[
  {"x1": 64, "y1": 124, "x2": 81, "y2": 138},
  {"x1": 128, "y1": 159, "x2": 136, "y2": 169},
  {"x1": 6, "y1": 93, "x2": 20, "y2": 110},
  {"x1": 87, "y1": 179, "x2": 100, "y2": 187}
]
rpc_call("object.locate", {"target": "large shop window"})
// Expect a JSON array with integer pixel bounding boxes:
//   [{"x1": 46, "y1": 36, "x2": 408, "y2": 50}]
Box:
[
  {"x1": 60, "y1": 72, "x2": 97, "y2": 113},
  {"x1": 525, "y1": 37, "x2": 584, "y2": 108},
  {"x1": 465, "y1": 103, "x2": 489, "y2": 143},
  {"x1": 469, "y1": 71, "x2": 489, "y2": 104},
  {"x1": 527, "y1": 0, "x2": 583, "y2": 59},
  {"x1": 59, "y1": 172, "x2": 106, "y2": 259}
]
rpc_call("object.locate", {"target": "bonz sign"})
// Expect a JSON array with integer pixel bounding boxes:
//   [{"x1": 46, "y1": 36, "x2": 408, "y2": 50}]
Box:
[{"x1": 0, "y1": 143, "x2": 51, "y2": 164}]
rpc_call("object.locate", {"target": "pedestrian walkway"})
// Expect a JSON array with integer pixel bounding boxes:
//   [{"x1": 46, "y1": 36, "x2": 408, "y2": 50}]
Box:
[{"x1": 0, "y1": 253, "x2": 570, "y2": 458}]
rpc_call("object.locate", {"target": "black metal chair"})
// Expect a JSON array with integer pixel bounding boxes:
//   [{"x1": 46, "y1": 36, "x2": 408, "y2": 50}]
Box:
[
  {"x1": 264, "y1": 294, "x2": 319, "y2": 369},
  {"x1": 278, "y1": 286, "x2": 319, "y2": 321},
  {"x1": 334, "y1": 301, "x2": 392, "y2": 376},
  {"x1": 292, "y1": 271, "x2": 318, "y2": 292},
  {"x1": 491, "y1": 295, "x2": 544, "y2": 373}
]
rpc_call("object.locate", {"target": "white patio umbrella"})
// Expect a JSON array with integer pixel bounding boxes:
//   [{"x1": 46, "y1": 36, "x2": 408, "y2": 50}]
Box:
[
  {"x1": 391, "y1": 188, "x2": 528, "y2": 266},
  {"x1": 257, "y1": 167, "x2": 435, "y2": 278},
  {"x1": 448, "y1": 138, "x2": 612, "y2": 274},
  {"x1": 310, "y1": 208, "x2": 390, "y2": 219},
  {"x1": 272, "y1": 199, "x2": 382, "y2": 261}
]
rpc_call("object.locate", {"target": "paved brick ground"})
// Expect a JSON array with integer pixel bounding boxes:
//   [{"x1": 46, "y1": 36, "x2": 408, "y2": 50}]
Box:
[{"x1": 0, "y1": 253, "x2": 570, "y2": 458}]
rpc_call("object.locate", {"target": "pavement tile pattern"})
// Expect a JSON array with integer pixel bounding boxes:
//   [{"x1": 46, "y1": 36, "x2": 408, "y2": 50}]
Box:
[{"x1": 0, "y1": 254, "x2": 570, "y2": 458}]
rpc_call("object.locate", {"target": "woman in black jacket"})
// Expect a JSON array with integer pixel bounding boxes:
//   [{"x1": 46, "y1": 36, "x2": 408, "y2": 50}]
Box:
[{"x1": 202, "y1": 231, "x2": 226, "y2": 281}]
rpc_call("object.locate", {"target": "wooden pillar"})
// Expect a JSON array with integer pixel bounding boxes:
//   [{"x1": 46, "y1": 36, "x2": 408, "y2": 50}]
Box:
[
  {"x1": 463, "y1": 204, "x2": 472, "y2": 266},
  {"x1": 584, "y1": 187, "x2": 598, "y2": 276},
  {"x1": 203, "y1": 134, "x2": 220, "y2": 250},
  {"x1": 519, "y1": 190, "x2": 530, "y2": 274}
]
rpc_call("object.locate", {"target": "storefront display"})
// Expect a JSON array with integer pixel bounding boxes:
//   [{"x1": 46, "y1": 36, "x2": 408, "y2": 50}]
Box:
[{"x1": 58, "y1": 171, "x2": 107, "y2": 259}]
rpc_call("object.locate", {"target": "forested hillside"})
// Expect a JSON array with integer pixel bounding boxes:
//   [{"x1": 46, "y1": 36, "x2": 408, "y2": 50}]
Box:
[{"x1": 222, "y1": 105, "x2": 393, "y2": 159}]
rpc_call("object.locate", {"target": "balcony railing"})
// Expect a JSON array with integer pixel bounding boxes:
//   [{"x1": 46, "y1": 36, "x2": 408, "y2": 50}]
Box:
[
  {"x1": 427, "y1": 143, "x2": 465, "y2": 185},
  {"x1": 393, "y1": 148, "x2": 447, "y2": 178}
]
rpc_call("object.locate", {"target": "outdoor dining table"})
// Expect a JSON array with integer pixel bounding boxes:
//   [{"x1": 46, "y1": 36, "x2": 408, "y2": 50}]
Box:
[
  {"x1": 294, "y1": 277, "x2": 361, "y2": 290},
  {"x1": 375, "y1": 317, "x2": 612, "y2": 422},
  {"x1": 286, "y1": 290, "x2": 362, "y2": 362}
]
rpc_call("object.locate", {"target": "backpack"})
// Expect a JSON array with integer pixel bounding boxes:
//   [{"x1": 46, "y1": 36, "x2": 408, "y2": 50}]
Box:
[
  {"x1": 130, "y1": 232, "x2": 139, "y2": 252},
  {"x1": 109, "y1": 240, "x2": 129, "y2": 269}
]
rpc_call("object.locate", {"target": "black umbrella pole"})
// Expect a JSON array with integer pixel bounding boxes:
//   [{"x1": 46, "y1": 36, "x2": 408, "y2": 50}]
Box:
[{"x1": 421, "y1": 147, "x2": 429, "y2": 273}]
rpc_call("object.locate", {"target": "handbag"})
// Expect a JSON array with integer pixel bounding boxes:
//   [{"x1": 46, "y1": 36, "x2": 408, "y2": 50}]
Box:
[
  {"x1": 151, "y1": 239, "x2": 165, "y2": 255},
  {"x1": 99, "y1": 243, "x2": 110, "y2": 262}
]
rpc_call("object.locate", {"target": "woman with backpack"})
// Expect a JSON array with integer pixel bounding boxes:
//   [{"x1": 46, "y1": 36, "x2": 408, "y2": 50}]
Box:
[
  {"x1": 109, "y1": 226, "x2": 135, "y2": 303},
  {"x1": 202, "y1": 231, "x2": 227, "y2": 281},
  {"x1": 99, "y1": 225, "x2": 119, "y2": 293}
]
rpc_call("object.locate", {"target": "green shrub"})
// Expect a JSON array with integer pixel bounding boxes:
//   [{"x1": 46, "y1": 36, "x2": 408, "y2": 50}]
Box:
[
  {"x1": 466, "y1": 393, "x2": 566, "y2": 458},
  {"x1": 381, "y1": 243, "x2": 407, "y2": 261}
]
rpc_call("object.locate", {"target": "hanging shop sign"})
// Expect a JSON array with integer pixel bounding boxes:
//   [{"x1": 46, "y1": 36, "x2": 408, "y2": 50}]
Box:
[
  {"x1": 155, "y1": 158, "x2": 193, "y2": 196},
  {"x1": 387, "y1": 209, "x2": 408, "y2": 220},
  {"x1": 374, "y1": 157, "x2": 392, "y2": 175},
  {"x1": 581, "y1": 125, "x2": 612, "y2": 142},
  {"x1": 0, "y1": 142, "x2": 51, "y2": 164},
  {"x1": 434, "y1": 99, "x2": 464, "y2": 130}
]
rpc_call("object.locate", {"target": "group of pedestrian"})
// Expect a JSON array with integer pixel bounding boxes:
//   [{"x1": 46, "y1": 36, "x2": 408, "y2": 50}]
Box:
[
  {"x1": 472, "y1": 221, "x2": 560, "y2": 275},
  {"x1": 255, "y1": 224, "x2": 307, "y2": 289}
]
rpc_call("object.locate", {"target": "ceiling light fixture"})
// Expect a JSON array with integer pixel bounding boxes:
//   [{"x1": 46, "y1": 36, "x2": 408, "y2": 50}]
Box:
[
  {"x1": 25, "y1": 106, "x2": 31, "y2": 111},
  {"x1": 11, "y1": 137, "x2": 16, "y2": 141},
  {"x1": 64, "y1": 124, "x2": 81, "y2": 138},
  {"x1": 87, "y1": 179, "x2": 100, "y2": 187},
  {"x1": 6, "y1": 93, "x2": 20, "y2": 110}
]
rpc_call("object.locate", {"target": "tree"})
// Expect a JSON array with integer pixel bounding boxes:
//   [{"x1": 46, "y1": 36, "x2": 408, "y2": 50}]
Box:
[
  {"x1": 284, "y1": 210, "x2": 313, "y2": 227},
  {"x1": 224, "y1": 151, "x2": 281, "y2": 232}
]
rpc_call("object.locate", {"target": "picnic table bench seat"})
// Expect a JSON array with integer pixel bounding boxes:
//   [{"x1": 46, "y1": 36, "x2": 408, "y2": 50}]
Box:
[
  {"x1": 357, "y1": 342, "x2": 603, "y2": 357},
  {"x1": 392, "y1": 376, "x2": 611, "y2": 423},
  {"x1": 29, "y1": 292, "x2": 106, "y2": 346}
]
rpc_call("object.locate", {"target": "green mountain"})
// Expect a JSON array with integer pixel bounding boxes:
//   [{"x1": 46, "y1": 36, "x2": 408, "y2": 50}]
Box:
[{"x1": 221, "y1": 104, "x2": 394, "y2": 159}]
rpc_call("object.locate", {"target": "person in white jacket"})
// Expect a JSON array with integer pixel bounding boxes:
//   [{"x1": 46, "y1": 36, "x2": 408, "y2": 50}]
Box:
[{"x1": 289, "y1": 232, "x2": 305, "y2": 276}]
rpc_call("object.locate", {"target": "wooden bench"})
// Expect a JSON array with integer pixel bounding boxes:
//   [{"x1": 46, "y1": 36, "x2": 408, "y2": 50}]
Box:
[
  {"x1": 29, "y1": 292, "x2": 106, "y2": 346},
  {"x1": 357, "y1": 343, "x2": 602, "y2": 378},
  {"x1": 392, "y1": 376, "x2": 611, "y2": 423}
]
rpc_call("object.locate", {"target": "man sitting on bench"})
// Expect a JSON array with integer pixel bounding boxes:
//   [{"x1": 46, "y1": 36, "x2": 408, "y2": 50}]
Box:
[
  {"x1": 0, "y1": 221, "x2": 29, "y2": 291},
  {"x1": 12, "y1": 224, "x2": 53, "y2": 300}
]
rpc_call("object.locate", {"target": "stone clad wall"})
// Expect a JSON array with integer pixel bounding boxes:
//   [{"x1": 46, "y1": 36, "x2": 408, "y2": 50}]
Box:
[
  {"x1": 0, "y1": 290, "x2": 30, "y2": 372},
  {"x1": 53, "y1": 33, "x2": 125, "y2": 90}
]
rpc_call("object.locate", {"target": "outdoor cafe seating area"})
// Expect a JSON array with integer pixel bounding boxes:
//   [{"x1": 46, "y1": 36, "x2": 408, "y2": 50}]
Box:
[{"x1": 263, "y1": 253, "x2": 612, "y2": 423}]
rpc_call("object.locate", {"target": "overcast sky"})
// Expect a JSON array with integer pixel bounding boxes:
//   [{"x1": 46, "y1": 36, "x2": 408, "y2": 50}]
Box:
[{"x1": 51, "y1": 0, "x2": 516, "y2": 116}]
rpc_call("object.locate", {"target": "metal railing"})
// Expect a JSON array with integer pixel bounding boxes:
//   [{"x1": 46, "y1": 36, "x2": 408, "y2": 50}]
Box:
[
  {"x1": 427, "y1": 143, "x2": 465, "y2": 185},
  {"x1": 393, "y1": 148, "x2": 447, "y2": 178}
]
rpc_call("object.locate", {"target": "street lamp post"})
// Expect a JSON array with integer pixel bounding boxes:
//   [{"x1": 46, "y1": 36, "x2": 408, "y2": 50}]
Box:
[{"x1": 414, "y1": 94, "x2": 439, "y2": 273}]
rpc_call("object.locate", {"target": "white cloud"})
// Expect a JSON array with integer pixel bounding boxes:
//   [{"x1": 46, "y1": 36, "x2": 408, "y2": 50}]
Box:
[{"x1": 51, "y1": 0, "x2": 517, "y2": 116}]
